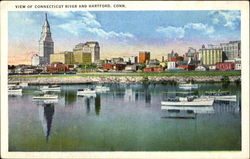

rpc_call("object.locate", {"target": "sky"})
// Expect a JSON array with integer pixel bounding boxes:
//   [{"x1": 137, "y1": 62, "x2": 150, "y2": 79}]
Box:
[{"x1": 8, "y1": 11, "x2": 241, "y2": 65}]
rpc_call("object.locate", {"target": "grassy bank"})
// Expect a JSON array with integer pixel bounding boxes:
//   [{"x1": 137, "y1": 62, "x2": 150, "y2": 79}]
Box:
[{"x1": 9, "y1": 71, "x2": 241, "y2": 79}]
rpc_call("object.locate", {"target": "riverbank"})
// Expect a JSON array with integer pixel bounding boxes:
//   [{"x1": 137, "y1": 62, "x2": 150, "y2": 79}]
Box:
[{"x1": 8, "y1": 74, "x2": 241, "y2": 84}]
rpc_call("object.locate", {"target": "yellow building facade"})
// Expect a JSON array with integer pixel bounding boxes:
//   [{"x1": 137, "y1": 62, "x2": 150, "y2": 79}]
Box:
[
  {"x1": 50, "y1": 52, "x2": 73, "y2": 64},
  {"x1": 201, "y1": 49, "x2": 223, "y2": 65},
  {"x1": 73, "y1": 52, "x2": 91, "y2": 65}
]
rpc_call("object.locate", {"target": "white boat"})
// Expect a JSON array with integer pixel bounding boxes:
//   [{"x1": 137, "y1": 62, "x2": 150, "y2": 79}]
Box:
[
  {"x1": 8, "y1": 87, "x2": 22, "y2": 95},
  {"x1": 41, "y1": 85, "x2": 61, "y2": 92},
  {"x1": 178, "y1": 83, "x2": 199, "y2": 89},
  {"x1": 33, "y1": 98, "x2": 59, "y2": 104},
  {"x1": 19, "y1": 83, "x2": 29, "y2": 87},
  {"x1": 201, "y1": 95, "x2": 237, "y2": 102},
  {"x1": 201, "y1": 91, "x2": 237, "y2": 102},
  {"x1": 8, "y1": 84, "x2": 18, "y2": 88},
  {"x1": 95, "y1": 85, "x2": 110, "y2": 92},
  {"x1": 33, "y1": 94, "x2": 58, "y2": 99},
  {"x1": 161, "y1": 96, "x2": 214, "y2": 106},
  {"x1": 77, "y1": 88, "x2": 96, "y2": 96}
]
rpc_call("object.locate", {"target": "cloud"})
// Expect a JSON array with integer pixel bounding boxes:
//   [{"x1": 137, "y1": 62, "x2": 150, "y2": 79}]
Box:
[
  {"x1": 209, "y1": 11, "x2": 240, "y2": 29},
  {"x1": 53, "y1": 11, "x2": 134, "y2": 39},
  {"x1": 156, "y1": 23, "x2": 214, "y2": 39},
  {"x1": 156, "y1": 26, "x2": 185, "y2": 38},
  {"x1": 50, "y1": 11, "x2": 74, "y2": 18}
]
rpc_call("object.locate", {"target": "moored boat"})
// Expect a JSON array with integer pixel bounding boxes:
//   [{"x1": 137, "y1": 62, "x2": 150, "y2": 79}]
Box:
[
  {"x1": 201, "y1": 90, "x2": 237, "y2": 102},
  {"x1": 8, "y1": 87, "x2": 22, "y2": 95},
  {"x1": 95, "y1": 85, "x2": 110, "y2": 92},
  {"x1": 161, "y1": 96, "x2": 214, "y2": 106},
  {"x1": 77, "y1": 88, "x2": 96, "y2": 96},
  {"x1": 178, "y1": 83, "x2": 199, "y2": 90},
  {"x1": 41, "y1": 85, "x2": 61, "y2": 92},
  {"x1": 33, "y1": 94, "x2": 58, "y2": 99}
]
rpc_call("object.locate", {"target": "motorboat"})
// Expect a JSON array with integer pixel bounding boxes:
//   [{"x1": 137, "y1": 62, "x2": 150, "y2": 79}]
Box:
[
  {"x1": 161, "y1": 96, "x2": 214, "y2": 106},
  {"x1": 33, "y1": 98, "x2": 59, "y2": 104},
  {"x1": 95, "y1": 85, "x2": 110, "y2": 92},
  {"x1": 33, "y1": 94, "x2": 58, "y2": 99},
  {"x1": 41, "y1": 85, "x2": 61, "y2": 92},
  {"x1": 178, "y1": 83, "x2": 199, "y2": 90},
  {"x1": 77, "y1": 88, "x2": 96, "y2": 96},
  {"x1": 201, "y1": 90, "x2": 237, "y2": 102},
  {"x1": 8, "y1": 83, "x2": 18, "y2": 89}
]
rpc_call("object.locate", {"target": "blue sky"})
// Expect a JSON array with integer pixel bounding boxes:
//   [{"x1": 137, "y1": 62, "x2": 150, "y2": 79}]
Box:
[{"x1": 8, "y1": 11, "x2": 240, "y2": 64}]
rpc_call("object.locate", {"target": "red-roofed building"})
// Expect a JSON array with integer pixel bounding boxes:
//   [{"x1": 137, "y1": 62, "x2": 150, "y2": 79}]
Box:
[{"x1": 216, "y1": 62, "x2": 235, "y2": 70}]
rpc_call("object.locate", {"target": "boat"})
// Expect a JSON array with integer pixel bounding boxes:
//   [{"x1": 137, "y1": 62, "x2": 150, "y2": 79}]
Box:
[
  {"x1": 161, "y1": 96, "x2": 214, "y2": 106},
  {"x1": 178, "y1": 83, "x2": 199, "y2": 90},
  {"x1": 19, "y1": 83, "x2": 28, "y2": 87},
  {"x1": 33, "y1": 98, "x2": 59, "y2": 104},
  {"x1": 8, "y1": 87, "x2": 22, "y2": 95},
  {"x1": 33, "y1": 94, "x2": 58, "y2": 99},
  {"x1": 95, "y1": 85, "x2": 110, "y2": 92},
  {"x1": 201, "y1": 90, "x2": 237, "y2": 102},
  {"x1": 77, "y1": 88, "x2": 96, "y2": 96},
  {"x1": 41, "y1": 85, "x2": 61, "y2": 92}
]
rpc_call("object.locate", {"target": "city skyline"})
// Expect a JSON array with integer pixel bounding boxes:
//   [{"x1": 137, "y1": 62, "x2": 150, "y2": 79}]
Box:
[{"x1": 8, "y1": 11, "x2": 240, "y2": 65}]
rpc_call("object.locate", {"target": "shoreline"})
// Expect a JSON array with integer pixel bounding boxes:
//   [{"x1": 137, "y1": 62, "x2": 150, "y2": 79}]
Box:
[{"x1": 8, "y1": 75, "x2": 241, "y2": 84}]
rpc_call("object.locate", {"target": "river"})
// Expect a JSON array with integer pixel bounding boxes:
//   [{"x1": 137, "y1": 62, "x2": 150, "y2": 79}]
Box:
[{"x1": 8, "y1": 83, "x2": 241, "y2": 151}]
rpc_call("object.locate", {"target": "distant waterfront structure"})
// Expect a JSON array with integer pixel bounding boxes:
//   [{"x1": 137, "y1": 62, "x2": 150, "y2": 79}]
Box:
[
  {"x1": 122, "y1": 56, "x2": 138, "y2": 64},
  {"x1": 220, "y1": 41, "x2": 241, "y2": 60},
  {"x1": 31, "y1": 54, "x2": 40, "y2": 66},
  {"x1": 38, "y1": 13, "x2": 54, "y2": 65},
  {"x1": 73, "y1": 52, "x2": 92, "y2": 65},
  {"x1": 208, "y1": 41, "x2": 241, "y2": 60},
  {"x1": 200, "y1": 45, "x2": 224, "y2": 65},
  {"x1": 73, "y1": 42, "x2": 100, "y2": 63},
  {"x1": 50, "y1": 51, "x2": 73, "y2": 65},
  {"x1": 139, "y1": 51, "x2": 150, "y2": 64},
  {"x1": 184, "y1": 47, "x2": 199, "y2": 62}
]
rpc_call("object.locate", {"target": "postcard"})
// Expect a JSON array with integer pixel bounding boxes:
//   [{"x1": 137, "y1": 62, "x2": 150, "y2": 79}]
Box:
[{"x1": 1, "y1": 1, "x2": 249, "y2": 158}]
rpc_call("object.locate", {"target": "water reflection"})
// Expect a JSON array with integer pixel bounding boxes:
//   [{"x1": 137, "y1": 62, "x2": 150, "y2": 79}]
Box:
[
  {"x1": 81, "y1": 94, "x2": 101, "y2": 115},
  {"x1": 38, "y1": 103, "x2": 55, "y2": 141}
]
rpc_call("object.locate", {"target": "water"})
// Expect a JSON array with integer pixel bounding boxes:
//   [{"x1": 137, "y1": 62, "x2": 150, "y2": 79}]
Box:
[{"x1": 8, "y1": 83, "x2": 241, "y2": 151}]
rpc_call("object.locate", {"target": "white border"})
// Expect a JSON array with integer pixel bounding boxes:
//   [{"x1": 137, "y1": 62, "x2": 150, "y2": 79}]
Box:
[{"x1": 1, "y1": 1, "x2": 249, "y2": 158}]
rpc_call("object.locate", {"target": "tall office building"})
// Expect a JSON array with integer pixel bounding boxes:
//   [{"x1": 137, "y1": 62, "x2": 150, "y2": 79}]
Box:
[
  {"x1": 50, "y1": 51, "x2": 74, "y2": 65},
  {"x1": 139, "y1": 51, "x2": 150, "y2": 64},
  {"x1": 73, "y1": 42, "x2": 100, "y2": 63},
  {"x1": 39, "y1": 13, "x2": 54, "y2": 64}
]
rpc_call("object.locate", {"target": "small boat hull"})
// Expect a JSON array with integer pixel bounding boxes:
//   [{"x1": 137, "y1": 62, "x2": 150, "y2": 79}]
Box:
[{"x1": 201, "y1": 95, "x2": 237, "y2": 102}]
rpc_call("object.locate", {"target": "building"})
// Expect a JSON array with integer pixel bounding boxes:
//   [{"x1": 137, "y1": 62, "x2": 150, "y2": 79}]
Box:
[
  {"x1": 208, "y1": 41, "x2": 241, "y2": 60},
  {"x1": 143, "y1": 67, "x2": 164, "y2": 72},
  {"x1": 216, "y1": 62, "x2": 235, "y2": 71},
  {"x1": 195, "y1": 65, "x2": 208, "y2": 71},
  {"x1": 184, "y1": 47, "x2": 199, "y2": 62},
  {"x1": 200, "y1": 46, "x2": 224, "y2": 65},
  {"x1": 31, "y1": 54, "x2": 40, "y2": 66},
  {"x1": 102, "y1": 63, "x2": 126, "y2": 71},
  {"x1": 73, "y1": 42, "x2": 100, "y2": 63},
  {"x1": 220, "y1": 41, "x2": 241, "y2": 60},
  {"x1": 122, "y1": 56, "x2": 138, "y2": 64},
  {"x1": 73, "y1": 52, "x2": 92, "y2": 65},
  {"x1": 167, "y1": 61, "x2": 176, "y2": 70},
  {"x1": 47, "y1": 62, "x2": 72, "y2": 73},
  {"x1": 171, "y1": 56, "x2": 184, "y2": 62},
  {"x1": 167, "y1": 50, "x2": 179, "y2": 61},
  {"x1": 147, "y1": 59, "x2": 160, "y2": 67},
  {"x1": 139, "y1": 51, "x2": 150, "y2": 64},
  {"x1": 50, "y1": 51, "x2": 73, "y2": 64},
  {"x1": 38, "y1": 13, "x2": 54, "y2": 64},
  {"x1": 111, "y1": 57, "x2": 124, "y2": 64}
]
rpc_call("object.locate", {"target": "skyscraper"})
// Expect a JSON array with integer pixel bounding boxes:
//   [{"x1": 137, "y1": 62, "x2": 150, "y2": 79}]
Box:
[
  {"x1": 39, "y1": 13, "x2": 54, "y2": 64},
  {"x1": 139, "y1": 51, "x2": 150, "y2": 64}
]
